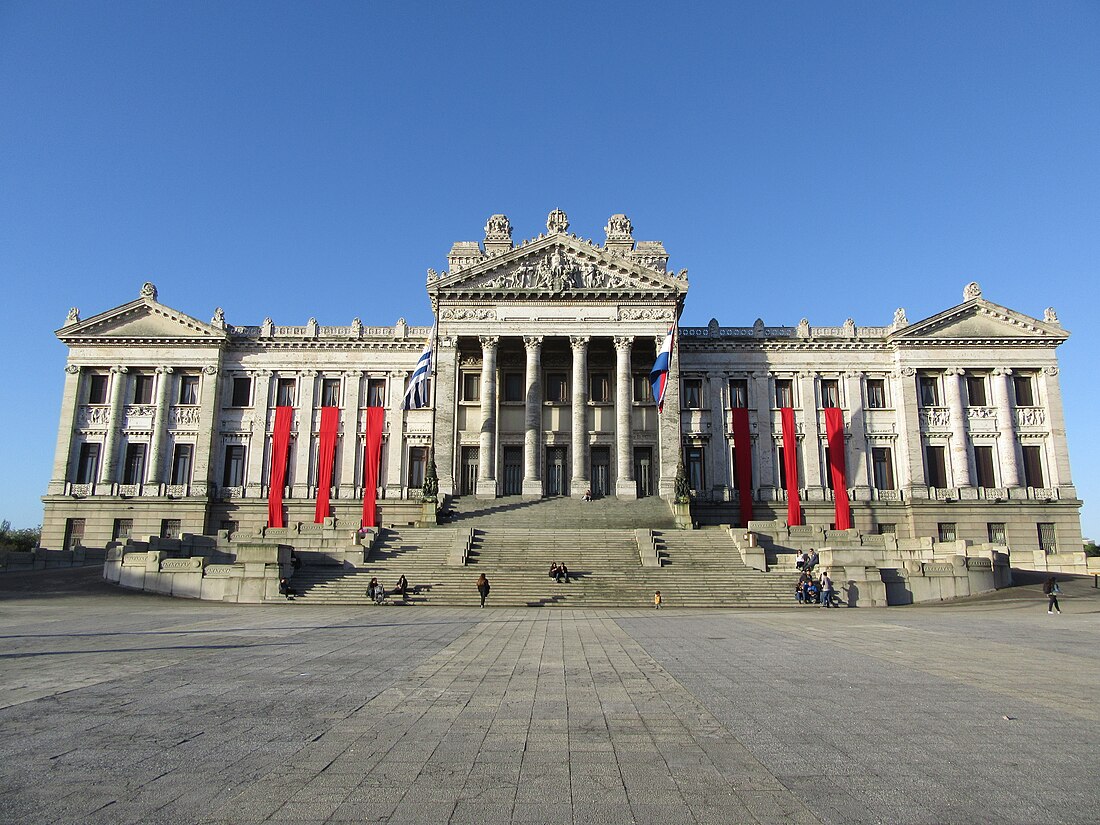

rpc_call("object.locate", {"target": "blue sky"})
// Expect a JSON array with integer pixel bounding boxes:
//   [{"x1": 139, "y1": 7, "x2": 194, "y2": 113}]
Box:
[{"x1": 1, "y1": 1, "x2": 1097, "y2": 537}]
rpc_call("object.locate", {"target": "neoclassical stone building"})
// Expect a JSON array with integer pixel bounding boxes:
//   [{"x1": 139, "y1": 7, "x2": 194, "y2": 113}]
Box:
[{"x1": 42, "y1": 210, "x2": 1083, "y2": 566}]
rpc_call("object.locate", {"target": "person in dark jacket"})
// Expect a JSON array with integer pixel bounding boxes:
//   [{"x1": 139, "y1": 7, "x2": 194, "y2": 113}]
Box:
[
  {"x1": 279, "y1": 578, "x2": 296, "y2": 600},
  {"x1": 1043, "y1": 577, "x2": 1062, "y2": 614},
  {"x1": 395, "y1": 575, "x2": 409, "y2": 603},
  {"x1": 477, "y1": 573, "x2": 490, "y2": 607}
]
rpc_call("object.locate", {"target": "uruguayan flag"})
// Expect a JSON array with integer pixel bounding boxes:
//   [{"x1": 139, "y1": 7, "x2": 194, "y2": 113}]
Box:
[
  {"x1": 649, "y1": 326, "x2": 675, "y2": 412},
  {"x1": 403, "y1": 333, "x2": 433, "y2": 409}
]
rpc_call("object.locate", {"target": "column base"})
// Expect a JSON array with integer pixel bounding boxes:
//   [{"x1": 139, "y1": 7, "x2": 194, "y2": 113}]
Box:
[
  {"x1": 571, "y1": 477, "x2": 590, "y2": 498},
  {"x1": 521, "y1": 479, "x2": 543, "y2": 498},
  {"x1": 615, "y1": 480, "x2": 638, "y2": 500},
  {"x1": 475, "y1": 479, "x2": 497, "y2": 498}
]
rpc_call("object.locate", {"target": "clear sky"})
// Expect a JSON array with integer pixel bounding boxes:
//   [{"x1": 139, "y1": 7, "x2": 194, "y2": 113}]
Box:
[{"x1": 1, "y1": 1, "x2": 1097, "y2": 537}]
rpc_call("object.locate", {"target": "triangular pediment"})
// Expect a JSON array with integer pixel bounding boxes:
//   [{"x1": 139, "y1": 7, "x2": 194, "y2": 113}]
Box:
[
  {"x1": 894, "y1": 299, "x2": 1068, "y2": 342},
  {"x1": 57, "y1": 297, "x2": 228, "y2": 343},
  {"x1": 429, "y1": 234, "x2": 688, "y2": 299}
]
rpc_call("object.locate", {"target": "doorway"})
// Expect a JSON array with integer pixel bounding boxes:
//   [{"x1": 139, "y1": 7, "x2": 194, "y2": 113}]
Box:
[
  {"x1": 591, "y1": 446, "x2": 610, "y2": 498},
  {"x1": 634, "y1": 447, "x2": 653, "y2": 498},
  {"x1": 502, "y1": 446, "x2": 523, "y2": 495},
  {"x1": 545, "y1": 447, "x2": 567, "y2": 497},
  {"x1": 460, "y1": 447, "x2": 479, "y2": 495}
]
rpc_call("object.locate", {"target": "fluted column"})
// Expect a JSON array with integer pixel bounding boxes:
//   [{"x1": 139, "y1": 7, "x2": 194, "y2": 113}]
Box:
[
  {"x1": 991, "y1": 368, "x2": 1019, "y2": 488},
  {"x1": 100, "y1": 366, "x2": 128, "y2": 485},
  {"x1": 293, "y1": 371, "x2": 318, "y2": 498},
  {"x1": 147, "y1": 366, "x2": 174, "y2": 486},
  {"x1": 339, "y1": 371, "x2": 362, "y2": 496},
  {"x1": 476, "y1": 335, "x2": 498, "y2": 497},
  {"x1": 943, "y1": 368, "x2": 971, "y2": 487},
  {"x1": 48, "y1": 365, "x2": 83, "y2": 494},
  {"x1": 753, "y1": 372, "x2": 775, "y2": 500},
  {"x1": 613, "y1": 336, "x2": 636, "y2": 499},
  {"x1": 570, "y1": 335, "x2": 590, "y2": 495},
  {"x1": 844, "y1": 371, "x2": 870, "y2": 500},
  {"x1": 522, "y1": 336, "x2": 543, "y2": 497}
]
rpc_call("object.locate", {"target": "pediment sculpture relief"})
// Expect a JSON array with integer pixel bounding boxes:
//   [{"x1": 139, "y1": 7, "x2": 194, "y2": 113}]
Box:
[{"x1": 472, "y1": 249, "x2": 642, "y2": 294}]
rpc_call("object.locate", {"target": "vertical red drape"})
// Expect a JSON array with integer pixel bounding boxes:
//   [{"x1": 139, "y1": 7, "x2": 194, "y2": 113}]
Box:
[
  {"x1": 314, "y1": 406, "x2": 340, "y2": 523},
  {"x1": 780, "y1": 407, "x2": 801, "y2": 526},
  {"x1": 267, "y1": 406, "x2": 294, "y2": 528},
  {"x1": 824, "y1": 407, "x2": 852, "y2": 530},
  {"x1": 730, "y1": 408, "x2": 754, "y2": 527},
  {"x1": 361, "y1": 407, "x2": 385, "y2": 528}
]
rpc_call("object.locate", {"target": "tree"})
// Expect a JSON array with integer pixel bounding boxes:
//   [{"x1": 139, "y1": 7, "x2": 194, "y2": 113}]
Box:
[{"x1": 0, "y1": 521, "x2": 42, "y2": 553}]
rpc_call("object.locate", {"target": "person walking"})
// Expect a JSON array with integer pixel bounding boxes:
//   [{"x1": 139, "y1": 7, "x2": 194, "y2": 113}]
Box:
[
  {"x1": 1043, "y1": 577, "x2": 1062, "y2": 614},
  {"x1": 820, "y1": 571, "x2": 835, "y2": 608},
  {"x1": 477, "y1": 573, "x2": 491, "y2": 608},
  {"x1": 653, "y1": 590, "x2": 662, "y2": 609}
]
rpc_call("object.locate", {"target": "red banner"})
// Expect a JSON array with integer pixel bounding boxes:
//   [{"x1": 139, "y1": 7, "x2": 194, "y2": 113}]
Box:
[
  {"x1": 361, "y1": 407, "x2": 385, "y2": 528},
  {"x1": 314, "y1": 406, "x2": 340, "y2": 523},
  {"x1": 824, "y1": 407, "x2": 852, "y2": 530},
  {"x1": 730, "y1": 408, "x2": 754, "y2": 527},
  {"x1": 780, "y1": 407, "x2": 801, "y2": 526},
  {"x1": 267, "y1": 406, "x2": 293, "y2": 528}
]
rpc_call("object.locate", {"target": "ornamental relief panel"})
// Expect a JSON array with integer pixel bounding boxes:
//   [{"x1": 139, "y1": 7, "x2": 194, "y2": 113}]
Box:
[
  {"x1": 440, "y1": 308, "x2": 496, "y2": 321},
  {"x1": 466, "y1": 250, "x2": 656, "y2": 294},
  {"x1": 1015, "y1": 408, "x2": 1046, "y2": 428},
  {"x1": 618, "y1": 307, "x2": 673, "y2": 321},
  {"x1": 78, "y1": 405, "x2": 111, "y2": 426},
  {"x1": 169, "y1": 406, "x2": 201, "y2": 428},
  {"x1": 919, "y1": 407, "x2": 951, "y2": 430}
]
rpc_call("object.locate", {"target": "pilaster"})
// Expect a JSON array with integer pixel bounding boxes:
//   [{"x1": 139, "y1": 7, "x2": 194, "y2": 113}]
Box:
[
  {"x1": 799, "y1": 372, "x2": 823, "y2": 492},
  {"x1": 48, "y1": 365, "x2": 83, "y2": 494},
  {"x1": 845, "y1": 371, "x2": 870, "y2": 501},
  {"x1": 570, "y1": 335, "x2": 590, "y2": 495},
  {"x1": 292, "y1": 371, "x2": 318, "y2": 498},
  {"x1": 752, "y1": 372, "x2": 775, "y2": 500},
  {"x1": 1040, "y1": 365, "x2": 1074, "y2": 493},
  {"x1": 706, "y1": 371, "x2": 729, "y2": 492},
  {"x1": 192, "y1": 365, "x2": 220, "y2": 496},
  {"x1": 434, "y1": 336, "x2": 459, "y2": 497},
  {"x1": 893, "y1": 368, "x2": 926, "y2": 493},
  {"x1": 385, "y1": 370, "x2": 406, "y2": 497},
  {"x1": 613, "y1": 336, "x2": 636, "y2": 499},
  {"x1": 522, "y1": 336, "x2": 544, "y2": 497},
  {"x1": 246, "y1": 371, "x2": 273, "y2": 493},
  {"x1": 339, "y1": 371, "x2": 362, "y2": 496},
  {"x1": 476, "y1": 335, "x2": 498, "y2": 497}
]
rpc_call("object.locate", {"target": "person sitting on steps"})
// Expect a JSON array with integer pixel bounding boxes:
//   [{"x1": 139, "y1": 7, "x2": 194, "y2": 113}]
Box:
[{"x1": 582, "y1": 488, "x2": 592, "y2": 502}]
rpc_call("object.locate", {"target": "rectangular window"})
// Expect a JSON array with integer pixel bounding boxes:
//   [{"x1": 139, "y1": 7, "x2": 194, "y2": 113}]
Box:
[
  {"x1": 1014, "y1": 374, "x2": 1035, "y2": 406},
  {"x1": 878, "y1": 523, "x2": 896, "y2": 535},
  {"x1": 925, "y1": 445, "x2": 948, "y2": 488},
  {"x1": 938, "y1": 522, "x2": 957, "y2": 542},
  {"x1": 461, "y1": 373, "x2": 481, "y2": 403},
  {"x1": 112, "y1": 518, "x2": 133, "y2": 541},
  {"x1": 728, "y1": 379, "x2": 748, "y2": 409},
  {"x1": 276, "y1": 377, "x2": 296, "y2": 407},
  {"x1": 178, "y1": 375, "x2": 199, "y2": 405},
  {"x1": 367, "y1": 378, "x2": 386, "y2": 408},
  {"x1": 132, "y1": 373, "x2": 154, "y2": 405},
  {"x1": 987, "y1": 522, "x2": 1006, "y2": 544},
  {"x1": 966, "y1": 375, "x2": 988, "y2": 406},
  {"x1": 919, "y1": 375, "x2": 940, "y2": 407},
  {"x1": 231, "y1": 376, "x2": 252, "y2": 407},
  {"x1": 973, "y1": 445, "x2": 996, "y2": 488},
  {"x1": 1037, "y1": 522, "x2": 1056, "y2": 554},
  {"x1": 546, "y1": 372, "x2": 568, "y2": 403},
  {"x1": 503, "y1": 372, "x2": 524, "y2": 403},
  {"x1": 866, "y1": 379, "x2": 887, "y2": 409},
  {"x1": 820, "y1": 379, "x2": 840, "y2": 408},
  {"x1": 223, "y1": 445, "x2": 246, "y2": 487},
  {"x1": 63, "y1": 518, "x2": 85, "y2": 551},
  {"x1": 160, "y1": 519, "x2": 181, "y2": 540},
  {"x1": 75, "y1": 443, "x2": 101, "y2": 484},
  {"x1": 774, "y1": 379, "x2": 793, "y2": 408},
  {"x1": 88, "y1": 374, "x2": 109, "y2": 405},
  {"x1": 682, "y1": 379, "x2": 702, "y2": 409},
  {"x1": 407, "y1": 446, "x2": 428, "y2": 489},
  {"x1": 633, "y1": 374, "x2": 653, "y2": 403},
  {"x1": 589, "y1": 373, "x2": 610, "y2": 404},
  {"x1": 872, "y1": 447, "x2": 895, "y2": 491},
  {"x1": 171, "y1": 444, "x2": 193, "y2": 486},
  {"x1": 1022, "y1": 445, "x2": 1045, "y2": 488},
  {"x1": 321, "y1": 378, "x2": 341, "y2": 407},
  {"x1": 684, "y1": 446, "x2": 704, "y2": 492},
  {"x1": 122, "y1": 443, "x2": 147, "y2": 485}
]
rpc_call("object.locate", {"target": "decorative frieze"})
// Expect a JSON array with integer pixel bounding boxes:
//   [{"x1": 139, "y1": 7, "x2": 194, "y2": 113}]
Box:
[
  {"x1": 1016, "y1": 408, "x2": 1046, "y2": 428},
  {"x1": 78, "y1": 405, "x2": 111, "y2": 426},
  {"x1": 919, "y1": 407, "x2": 951, "y2": 430}
]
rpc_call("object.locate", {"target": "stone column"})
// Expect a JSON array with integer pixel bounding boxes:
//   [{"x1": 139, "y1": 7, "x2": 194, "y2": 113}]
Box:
[
  {"x1": 844, "y1": 371, "x2": 870, "y2": 500},
  {"x1": 147, "y1": 366, "x2": 173, "y2": 487},
  {"x1": 991, "y1": 368, "x2": 1019, "y2": 488},
  {"x1": 48, "y1": 365, "x2": 83, "y2": 494},
  {"x1": 613, "y1": 336, "x2": 636, "y2": 499},
  {"x1": 892, "y1": 367, "x2": 925, "y2": 492},
  {"x1": 1040, "y1": 365, "x2": 1072, "y2": 491},
  {"x1": 752, "y1": 371, "x2": 775, "y2": 501},
  {"x1": 433, "y1": 336, "x2": 459, "y2": 497},
  {"x1": 100, "y1": 366, "x2": 128, "y2": 485},
  {"x1": 656, "y1": 333, "x2": 681, "y2": 499},
  {"x1": 246, "y1": 370, "x2": 274, "y2": 493},
  {"x1": 339, "y1": 371, "x2": 362, "y2": 496},
  {"x1": 292, "y1": 371, "x2": 318, "y2": 498},
  {"x1": 570, "y1": 335, "x2": 590, "y2": 495},
  {"x1": 522, "y1": 336, "x2": 544, "y2": 497},
  {"x1": 385, "y1": 370, "x2": 406, "y2": 498},
  {"x1": 707, "y1": 371, "x2": 729, "y2": 492},
  {"x1": 191, "y1": 364, "x2": 221, "y2": 498},
  {"x1": 476, "y1": 335, "x2": 498, "y2": 497},
  {"x1": 799, "y1": 372, "x2": 823, "y2": 493},
  {"x1": 943, "y1": 368, "x2": 971, "y2": 487}
]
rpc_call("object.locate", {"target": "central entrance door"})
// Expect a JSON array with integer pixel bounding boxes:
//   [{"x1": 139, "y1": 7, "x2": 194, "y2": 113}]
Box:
[
  {"x1": 591, "y1": 446, "x2": 610, "y2": 498},
  {"x1": 634, "y1": 447, "x2": 653, "y2": 498},
  {"x1": 502, "y1": 446, "x2": 523, "y2": 495},
  {"x1": 460, "y1": 447, "x2": 479, "y2": 495},
  {"x1": 545, "y1": 447, "x2": 567, "y2": 497}
]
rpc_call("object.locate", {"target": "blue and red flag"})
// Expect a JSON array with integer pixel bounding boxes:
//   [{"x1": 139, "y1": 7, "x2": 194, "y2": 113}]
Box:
[{"x1": 649, "y1": 326, "x2": 675, "y2": 412}]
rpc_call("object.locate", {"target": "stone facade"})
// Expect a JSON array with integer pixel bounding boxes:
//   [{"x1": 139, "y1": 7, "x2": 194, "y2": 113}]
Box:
[{"x1": 42, "y1": 212, "x2": 1085, "y2": 570}]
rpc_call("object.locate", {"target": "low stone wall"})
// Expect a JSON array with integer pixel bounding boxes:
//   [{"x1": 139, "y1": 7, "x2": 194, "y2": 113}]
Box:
[{"x1": 1, "y1": 547, "x2": 107, "y2": 572}]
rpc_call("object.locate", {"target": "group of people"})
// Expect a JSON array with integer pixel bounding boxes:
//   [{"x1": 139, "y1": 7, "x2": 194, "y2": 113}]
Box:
[
  {"x1": 796, "y1": 569, "x2": 837, "y2": 607},
  {"x1": 548, "y1": 562, "x2": 571, "y2": 583},
  {"x1": 794, "y1": 549, "x2": 819, "y2": 572},
  {"x1": 367, "y1": 575, "x2": 410, "y2": 604}
]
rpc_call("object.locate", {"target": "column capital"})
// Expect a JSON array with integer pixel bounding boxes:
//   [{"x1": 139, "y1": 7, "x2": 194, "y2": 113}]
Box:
[
  {"x1": 843, "y1": 370, "x2": 863, "y2": 379},
  {"x1": 343, "y1": 370, "x2": 363, "y2": 379},
  {"x1": 155, "y1": 366, "x2": 175, "y2": 375},
  {"x1": 479, "y1": 335, "x2": 499, "y2": 350},
  {"x1": 301, "y1": 369, "x2": 318, "y2": 378},
  {"x1": 613, "y1": 335, "x2": 634, "y2": 350},
  {"x1": 111, "y1": 365, "x2": 129, "y2": 375},
  {"x1": 1042, "y1": 365, "x2": 1059, "y2": 376},
  {"x1": 523, "y1": 335, "x2": 544, "y2": 349},
  {"x1": 991, "y1": 367, "x2": 1013, "y2": 377},
  {"x1": 65, "y1": 364, "x2": 80, "y2": 375},
  {"x1": 569, "y1": 335, "x2": 590, "y2": 351},
  {"x1": 943, "y1": 367, "x2": 965, "y2": 377},
  {"x1": 440, "y1": 335, "x2": 458, "y2": 348}
]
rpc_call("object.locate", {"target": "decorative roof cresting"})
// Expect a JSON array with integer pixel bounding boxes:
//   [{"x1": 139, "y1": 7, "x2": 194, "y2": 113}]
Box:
[{"x1": 546, "y1": 209, "x2": 569, "y2": 234}]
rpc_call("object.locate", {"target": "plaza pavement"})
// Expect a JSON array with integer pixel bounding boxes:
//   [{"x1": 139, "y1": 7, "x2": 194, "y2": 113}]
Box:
[{"x1": 1, "y1": 568, "x2": 1098, "y2": 824}]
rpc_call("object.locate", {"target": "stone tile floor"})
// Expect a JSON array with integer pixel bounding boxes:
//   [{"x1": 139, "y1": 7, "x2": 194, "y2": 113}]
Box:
[{"x1": 1, "y1": 567, "x2": 1098, "y2": 824}]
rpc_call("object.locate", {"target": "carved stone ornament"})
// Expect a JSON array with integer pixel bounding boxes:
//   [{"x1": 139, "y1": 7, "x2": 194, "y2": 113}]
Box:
[
  {"x1": 893, "y1": 307, "x2": 908, "y2": 327},
  {"x1": 65, "y1": 364, "x2": 80, "y2": 375},
  {"x1": 843, "y1": 318, "x2": 856, "y2": 336},
  {"x1": 426, "y1": 268, "x2": 438, "y2": 283},
  {"x1": 604, "y1": 214, "x2": 633, "y2": 241},
  {"x1": 1042, "y1": 365, "x2": 1059, "y2": 376},
  {"x1": 478, "y1": 250, "x2": 633, "y2": 293},
  {"x1": 796, "y1": 318, "x2": 811, "y2": 338},
  {"x1": 900, "y1": 367, "x2": 917, "y2": 377},
  {"x1": 211, "y1": 307, "x2": 226, "y2": 327},
  {"x1": 963, "y1": 281, "x2": 982, "y2": 301},
  {"x1": 484, "y1": 214, "x2": 512, "y2": 242},
  {"x1": 1044, "y1": 307, "x2": 1059, "y2": 323},
  {"x1": 618, "y1": 307, "x2": 668, "y2": 321},
  {"x1": 523, "y1": 335, "x2": 544, "y2": 349},
  {"x1": 203, "y1": 365, "x2": 217, "y2": 375},
  {"x1": 140, "y1": 282, "x2": 158, "y2": 300},
  {"x1": 66, "y1": 307, "x2": 80, "y2": 325},
  {"x1": 439, "y1": 307, "x2": 496, "y2": 321},
  {"x1": 546, "y1": 209, "x2": 569, "y2": 234}
]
